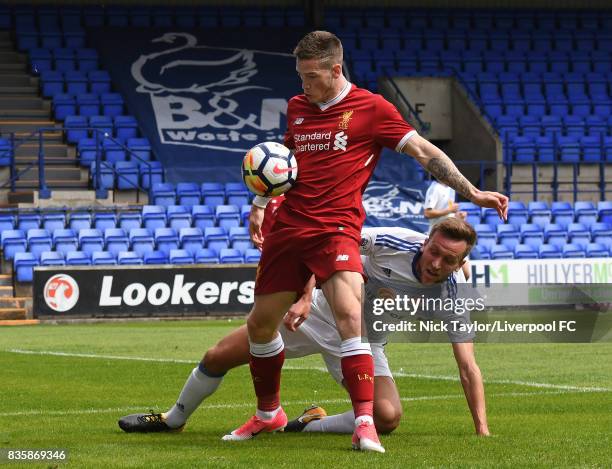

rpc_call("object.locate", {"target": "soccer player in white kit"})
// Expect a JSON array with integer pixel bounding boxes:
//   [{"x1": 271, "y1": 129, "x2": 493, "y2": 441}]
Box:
[{"x1": 118, "y1": 218, "x2": 490, "y2": 437}]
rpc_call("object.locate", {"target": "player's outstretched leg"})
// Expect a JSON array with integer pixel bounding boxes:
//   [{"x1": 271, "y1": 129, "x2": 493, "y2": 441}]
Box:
[
  {"x1": 118, "y1": 325, "x2": 250, "y2": 433},
  {"x1": 285, "y1": 405, "x2": 328, "y2": 432}
]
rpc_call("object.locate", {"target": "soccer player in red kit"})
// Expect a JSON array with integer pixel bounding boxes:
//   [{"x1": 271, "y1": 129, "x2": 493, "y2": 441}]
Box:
[{"x1": 225, "y1": 31, "x2": 508, "y2": 453}]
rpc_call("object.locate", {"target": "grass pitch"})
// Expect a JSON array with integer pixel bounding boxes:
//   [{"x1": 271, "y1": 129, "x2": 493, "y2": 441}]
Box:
[{"x1": 1, "y1": 319, "x2": 611, "y2": 468}]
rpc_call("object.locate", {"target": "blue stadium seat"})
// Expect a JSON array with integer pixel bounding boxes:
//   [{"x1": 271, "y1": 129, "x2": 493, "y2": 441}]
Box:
[
  {"x1": 562, "y1": 243, "x2": 586, "y2": 258},
  {"x1": 169, "y1": 249, "x2": 194, "y2": 265},
  {"x1": 167, "y1": 205, "x2": 192, "y2": 230},
  {"x1": 586, "y1": 242, "x2": 609, "y2": 258},
  {"x1": 142, "y1": 205, "x2": 167, "y2": 230},
  {"x1": 240, "y1": 205, "x2": 251, "y2": 226},
  {"x1": 490, "y1": 245, "x2": 514, "y2": 259},
  {"x1": 52, "y1": 228, "x2": 78, "y2": 255},
  {"x1": 151, "y1": 182, "x2": 176, "y2": 206},
  {"x1": 194, "y1": 248, "x2": 219, "y2": 264},
  {"x1": 92, "y1": 251, "x2": 117, "y2": 265},
  {"x1": 40, "y1": 251, "x2": 65, "y2": 266},
  {"x1": 75, "y1": 48, "x2": 99, "y2": 72},
  {"x1": 590, "y1": 222, "x2": 612, "y2": 249},
  {"x1": 514, "y1": 244, "x2": 539, "y2": 259},
  {"x1": 92, "y1": 212, "x2": 116, "y2": 230},
  {"x1": 64, "y1": 115, "x2": 88, "y2": 143},
  {"x1": 204, "y1": 227, "x2": 229, "y2": 254},
  {"x1": 176, "y1": 182, "x2": 201, "y2": 207},
  {"x1": 154, "y1": 227, "x2": 179, "y2": 254},
  {"x1": 598, "y1": 201, "x2": 612, "y2": 224},
  {"x1": 104, "y1": 228, "x2": 129, "y2": 255},
  {"x1": 77, "y1": 138, "x2": 99, "y2": 167},
  {"x1": 140, "y1": 162, "x2": 163, "y2": 189},
  {"x1": 551, "y1": 202, "x2": 574, "y2": 228},
  {"x1": 66, "y1": 251, "x2": 91, "y2": 265},
  {"x1": 1, "y1": 229, "x2": 26, "y2": 261},
  {"x1": 544, "y1": 223, "x2": 568, "y2": 248},
  {"x1": 13, "y1": 252, "x2": 39, "y2": 282},
  {"x1": 144, "y1": 250, "x2": 168, "y2": 265},
  {"x1": 201, "y1": 182, "x2": 225, "y2": 206},
  {"x1": 103, "y1": 140, "x2": 126, "y2": 164},
  {"x1": 497, "y1": 225, "x2": 520, "y2": 250},
  {"x1": 101, "y1": 93, "x2": 124, "y2": 117},
  {"x1": 0, "y1": 214, "x2": 15, "y2": 232},
  {"x1": 574, "y1": 201, "x2": 598, "y2": 226},
  {"x1": 27, "y1": 228, "x2": 52, "y2": 257},
  {"x1": 17, "y1": 214, "x2": 41, "y2": 232},
  {"x1": 567, "y1": 223, "x2": 591, "y2": 247},
  {"x1": 117, "y1": 251, "x2": 143, "y2": 265},
  {"x1": 539, "y1": 244, "x2": 561, "y2": 259},
  {"x1": 219, "y1": 248, "x2": 244, "y2": 264},
  {"x1": 78, "y1": 228, "x2": 104, "y2": 254},
  {"x1": 474, "y1": 224, "x2": 497, "y2": 251},
  {"x1": 41, "y1": 212, "x2": 66, "y2": 231},
  {"x1": 90, "y1": 161, "x2": 114, "y2": 189},
  {"x1": 76, "y1": 92, "x2": 100, "y2": 117},
  {"x1": 520, "y1": 224, "x2": 545, "y2": 250},
  {"x1": 65, "y1": 70, "x2": 87, "y2": 94},
  {"x1": 482, "y1": 208, "x2": 503, "y2": 227},
  {"x1": 129, "y1": 228, "x2": 154, "y2": 255},
  {"x1": 117, "y1": 212, "x2": 142, "y2": 230},
  {"x1": 229, "y1": 226, "x2": 252, "y2": 251},
  {"x1": 244, "y1": 248, "x2": 261, "y2": 263},
  {"x1": 192, "y1": 205, "x2": 215, "y2": 230},
  {"x1": 528, "y1": 201, "x2": 552, "y2": 228},
  {"x1": 89, "y1": 115, "x2": 113, "y2": 136},
  {"x1": 215, "y1": 205, "x2": 241, "y2": 230},
  {"x1": 179, "y1": 227, "x2": 204, "y2": 255},
  {"x1": 507, "y1": 201, "x2": 528, "y2": 228},
  {"x1": 127, "y1": 138, "x2": 152, "y2": 162},
  {"x1": 225, "y1": 182, "x2": 250, "y2": 207},
  {"x1": 89, "y1": 70, "x2": 111, "y2": 94},
  {"x1": 115, "y1": 162, "x2": 139, "y2": 189}
]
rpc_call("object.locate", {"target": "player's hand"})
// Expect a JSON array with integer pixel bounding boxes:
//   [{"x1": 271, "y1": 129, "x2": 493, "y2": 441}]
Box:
[
  {"x1": 449, "y1": 202, "x2": 460, "y2": 213},
  {"x1": 283, "y1": 300, "x2": 311, "y2": 332},
  {"x1": 471, "y1": 191, "x2": 509, "y2": 220},
  {"x1": 249, "y1": 205, "x2": 265, "y2": 250},
  {"x1": 458, "y1": 210, "x2": 468, "y2": 220}
]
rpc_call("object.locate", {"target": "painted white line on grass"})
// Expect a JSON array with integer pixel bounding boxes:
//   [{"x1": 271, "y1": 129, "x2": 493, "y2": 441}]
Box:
[
  {"x1": 5, "y1": 348, "x2": 611, "y2": 393},
  {"x1": 0, "y1": 391, "x2": 586, "y2": 418}
]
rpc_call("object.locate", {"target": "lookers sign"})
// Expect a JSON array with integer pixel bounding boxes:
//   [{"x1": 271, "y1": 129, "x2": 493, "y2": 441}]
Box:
[{"x1": 33, "y1": 265, "x2": 256, "y2": 317}]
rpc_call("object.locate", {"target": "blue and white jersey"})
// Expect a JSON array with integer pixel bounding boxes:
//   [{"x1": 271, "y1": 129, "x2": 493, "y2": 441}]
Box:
[{"x1": 358, "y1": 227, "x2": 474, "y2": 344}]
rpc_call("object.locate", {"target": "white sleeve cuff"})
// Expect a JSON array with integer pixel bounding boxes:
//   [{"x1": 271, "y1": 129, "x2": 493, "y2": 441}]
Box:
[
  {"x1": 395, "y1": 129, "x2": 418, "y2": 152},
  {"x1": 253, "y1": 195, "x2": 271, "y2": 208}
]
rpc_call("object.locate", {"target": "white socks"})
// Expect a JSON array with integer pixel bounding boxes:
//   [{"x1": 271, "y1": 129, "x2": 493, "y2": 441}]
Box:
[
  {"x1": 340, "y1": 337, "x2": 372, "y2": 357},
  {"x1": 164, "y1": 363, "x2": 224, "y2": 428},
  {"x1": 304, "y1": 410, "x2": 356, "y2": 433}
]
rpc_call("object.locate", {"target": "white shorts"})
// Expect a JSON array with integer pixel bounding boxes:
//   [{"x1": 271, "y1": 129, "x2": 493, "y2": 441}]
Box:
[{"x1": 279, "y1": 289, "x2": 393, "y2": 384}]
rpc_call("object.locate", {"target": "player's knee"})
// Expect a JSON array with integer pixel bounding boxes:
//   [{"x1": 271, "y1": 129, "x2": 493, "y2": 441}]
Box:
[
  {"x1": 246, "y1": 313, "x2": 276, "y2": 340},
  {"x1": 202, "y1": 346, "x2": 226, "y2": 375},
  {"x1": 374, "y1": 404, "x2": 402, "y2": 434}
]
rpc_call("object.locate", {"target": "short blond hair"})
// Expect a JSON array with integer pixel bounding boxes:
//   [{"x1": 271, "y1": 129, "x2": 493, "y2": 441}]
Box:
[
  {"x1": 429, "y1": 217, "x2": 477, "y2": 258},
  {"x1": 293, "y1": 30, "x2": 343, "y2": 67}
]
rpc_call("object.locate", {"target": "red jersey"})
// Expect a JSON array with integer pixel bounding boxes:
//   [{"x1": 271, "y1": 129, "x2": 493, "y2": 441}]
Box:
[
  {"x1": 261, "y1": 195, "x2": 285, "y2": 238},
  {"x1": 278, "y1": 83, "x2": 416, "y2": 241}
]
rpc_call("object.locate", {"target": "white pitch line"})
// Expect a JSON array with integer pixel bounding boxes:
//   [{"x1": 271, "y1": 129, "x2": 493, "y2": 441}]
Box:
[
  {"x1": 0, "y1": 391, "x2": 584, "y2": 419},
  {"x1": 4, "y1": 348, "x2": 611, "y2": 393}
]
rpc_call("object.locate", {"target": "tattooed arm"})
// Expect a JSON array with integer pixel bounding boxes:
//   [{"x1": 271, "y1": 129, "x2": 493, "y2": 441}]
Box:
[{"x1": 401, "y1": 134, "x2": 508, "y2": 218}]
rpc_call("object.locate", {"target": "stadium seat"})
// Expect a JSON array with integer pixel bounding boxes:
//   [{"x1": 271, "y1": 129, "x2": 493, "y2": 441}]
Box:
[
  {"x1": 244, "y1": 248, "x2": 261, "y2": 263},
  {"x1": 191, "y1": 205, "x2": 215, "y2": 230},
  {"x1": 598, "y1": 201, "x2": 612, "y2": 224},
  {"x1": 52, "y1": 228, "x2": 78, "y2": 255},
  {"x1": 201, "y1": 182, "x2": 225, "y2": 206},
  {"x1": 151, "y1": 182, "x2": 176, "y2": 207},
  {"x1": 78, "y1": 228, "x2": 104, "y2": 254},
  {"x1": 142, "y1": 205, "x2": 167, "y2": 230},
  {"x1": 225, "y1": 182, "x2": 251, "y2": 207},
  {"x1": 154, "y1": 227, "x2": 179, "y2": 254},
  {"x1": 219, "y1": 248, "x2": 244, "y2": 264},
  {"x1": 129, "y1": 228, "x2": 154, "y2": 255},
  {"x1": 567, "y1": 223, "x2": 591, "y2": 247},
  {"x1": 104, "y1": 228, "x2": 129, "y2": 255},
  {"x1": 92, "y1": 251, "x2": 117, "y2": 265},
  {"x1": 117, "y1": 212, "x2": 142, "y2": 230},
  {"x1": 103, "y1": 140, "x2": 126, "y2": 164},
  {"x1": 0, "y1": 214, "x2": 15, "y2": 232},
  {"x1": 101, "y1": 93, "x2": 124, "y2": 117},
  {"x1": 93, "y1": 212, "x2": 117, "y2": 230},
  {"x1": 117, "y1": 251, "x2": 144, "y2": 265},
  {"x1": 562, "y1": 243, "x2": 586, "y2": 258},
  {"x1": 528, "y1": 201, "x2": 552, "y2": 228},
  {"x1": 169, "y1": 249, "x2": 194, "y2": 265},
  {"x1": 458, "y1": 202, "x2": 481, "y2": 226},
  {"x1": 66, "y1": 251, "x2": 91, "y2": 265},
  {"x1": 89, "y1": 70, "x2": 111, "y2": 94},
  {"x1": 551, "y1": 202, "x2": 574, "y2": 229},
  {"x1": 176, "y1": 182, "x2": 201, "y2": 207},
  {"x1": 140, "y1": 162, "x2": 163, "y2": 189},
  {"x1": 40, "y1": 251, "x2": 65, "y2": 266},
  {"x1": 13, "y1": 252, "x2": 39, "y2": 282},
  {"x1": 474, "y1": 224, "x2": 497, "y2": 251},
  {"x1": 115, "y1": 162, "x2": 139, "y2": 189},
  {"x1": 544, "y1": 223, "x2": 568, "y2": 248},
  {"x1": 17, "y1": 214, "x2": 41, "y2": 232},
  {"x1": 2, "y1": 229, "x2": 27, "y2": 260},
  {"x1": 539, "y1": 244, "x2": 561, "y2": 259},
  {"x1": 26, "y1": 228, "x2": 52, "y2": 257},
  {"x1": 127, "y1": 138, "x2": 152, "y2": 162},
  {"x1": 586, "y1": 243, "x2": 609, "y2": 258},
  {"x1": 574, "y1": 201, "x2": 598, "y2": 226},
  {"x1": 215, "y1": 205, "x2": 241, "y2": 230},
  {"x1": 166, "y1": 205, "x2": 192, "y2": 230},
  {"x1": 194, "y1": 248, "x2": 219, "y2": 264},
  {"x1": 90, "y1": 161, "x2": 114, "y2": 189},
  {"x1": 482, "y1": 208, "x2": 503, "y2": 227},
  {"x1": 144, "y1": 250, "x2": 168, "y2": 265},
  {"x1": 204, "y1": 227, "x2": 229, "y2": 254},
  {"x1": 65, "y1": 115, "x2": 89, "y2": 143},
  {"x1": 590, "y1": 222, "x2": 612, "y2": 249},
  {"x1": 490, "y1": 245, "x2": 514, "y2": 259},
  {"x1": 514, "y1": 244, "x2": 539, "y2": 259},
  {"x1": 520, "y1": 224, "x2": 545, "y2": 250},
  {"x1": 179, "y1": 227, "x2": 204, "y2": 255},
  {"x1": 497, "y1": 225, "x2": 520, "y2": 250},
  {"x1": 41, "y1": 212, "x2": 66, "y2": 231}
]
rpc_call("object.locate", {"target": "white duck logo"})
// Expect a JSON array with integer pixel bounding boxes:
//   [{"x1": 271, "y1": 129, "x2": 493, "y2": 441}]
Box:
[{"x1": 131, "y1": 33, "x2": 291, "y2": 152}]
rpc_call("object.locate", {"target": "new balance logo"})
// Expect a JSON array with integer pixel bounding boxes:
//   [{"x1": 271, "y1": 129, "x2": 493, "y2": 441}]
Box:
[
  {"x1": 333, "y1": 131, "x2": 348, "y2": 151},
  {"x1": 294, "y1": 117, "x2": 304, "y2": 125},
  {"x1": 336, "y1": 254, "x2": 349, "y2": 261}
]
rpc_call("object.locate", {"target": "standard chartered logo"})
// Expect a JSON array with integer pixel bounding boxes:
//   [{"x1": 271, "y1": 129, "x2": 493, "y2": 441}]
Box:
[{"x1": 333, "y1": 131, "x2": 348, "y2": 151}]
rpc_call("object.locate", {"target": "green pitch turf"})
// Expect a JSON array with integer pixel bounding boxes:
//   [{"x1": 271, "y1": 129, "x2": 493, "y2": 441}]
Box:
[{"x1": 1, "y1": 319, "x2": 611, "y2": 468}]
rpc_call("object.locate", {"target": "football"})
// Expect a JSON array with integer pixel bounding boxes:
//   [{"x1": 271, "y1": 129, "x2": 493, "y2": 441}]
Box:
[{"x1": 241, "y1": 141, "x2": 298, "y2": 197}]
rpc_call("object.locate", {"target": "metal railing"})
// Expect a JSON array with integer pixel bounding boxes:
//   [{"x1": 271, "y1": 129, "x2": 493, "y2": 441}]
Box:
[{"x1": 0, "y1": 127, "x2": 157, "y2": 200}]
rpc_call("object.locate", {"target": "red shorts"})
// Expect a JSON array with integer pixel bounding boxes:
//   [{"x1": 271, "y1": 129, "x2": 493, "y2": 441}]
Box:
[{"x1": 255, "y1": 226, "x2": 364, "y2": 295}]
